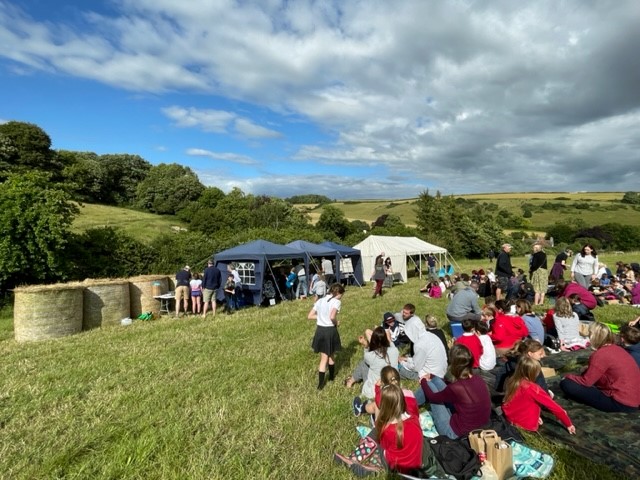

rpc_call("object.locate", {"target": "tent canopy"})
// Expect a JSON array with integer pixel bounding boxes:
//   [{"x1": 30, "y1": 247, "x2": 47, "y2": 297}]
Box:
[
  {"x1": 352, "y1": 235, "x2": 449, "y2": 283},
  {"x1": 214, "y1": 239, "x2": 306, "y2": 305},
  {"x1": 319, "y1": 241, "x2": 365, "y2": 285}
]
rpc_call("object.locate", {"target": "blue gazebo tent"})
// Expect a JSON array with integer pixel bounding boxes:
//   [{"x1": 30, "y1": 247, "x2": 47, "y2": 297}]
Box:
[
  {"x1": 285, "y1": 240, "x2": 336, "y2": 277},
  {"x1": 214, "y1": 240, "x2": 306, "y2": 306}
]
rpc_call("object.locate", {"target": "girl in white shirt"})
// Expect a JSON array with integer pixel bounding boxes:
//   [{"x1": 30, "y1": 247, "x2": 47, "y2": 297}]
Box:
[{"x1": 308, "y1": 283, "x2": 345, "y2": 390}]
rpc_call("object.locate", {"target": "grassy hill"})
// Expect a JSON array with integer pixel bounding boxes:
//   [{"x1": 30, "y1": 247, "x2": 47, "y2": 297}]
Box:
[
  {"x1": 300, "y1": 192, "x2": 640, "y2": 231},
  {"x1": 73, "y1": 192, "x2": 640, "y2": 243},
  {"x1": 71, "y1": 203, "x2": 187, "y2": 244}
]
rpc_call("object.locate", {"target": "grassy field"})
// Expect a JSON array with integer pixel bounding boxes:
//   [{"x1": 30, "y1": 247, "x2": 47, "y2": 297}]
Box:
[
  {"x1": 1, "y1": 274, "x2": 638, "y2": 479},
  {"x1": 300, "y1": 192, "x2": 640, "y2": 231},
  {"x1": 71, "y1": 203, "x2": 187, "y2": 244}
]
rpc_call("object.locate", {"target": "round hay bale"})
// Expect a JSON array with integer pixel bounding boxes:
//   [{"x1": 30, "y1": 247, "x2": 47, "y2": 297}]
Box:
[
  {"x1": 14, "y1": 283, "x2": 84, "y2": 342},
  {"x1": 167, "y1": 275, "x2": 176, "y2": 292},
  {"x1": 82, "y1": 279, "x2": 131, "y2": 329},
  {"x1": 129, "y1": 275, "x2": 169, "y2": 318}
]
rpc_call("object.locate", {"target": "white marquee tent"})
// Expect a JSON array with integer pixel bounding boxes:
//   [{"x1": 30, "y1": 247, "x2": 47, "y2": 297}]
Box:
[{"x1": 353, "y1": 235, "x2": 455, "y2": 283}]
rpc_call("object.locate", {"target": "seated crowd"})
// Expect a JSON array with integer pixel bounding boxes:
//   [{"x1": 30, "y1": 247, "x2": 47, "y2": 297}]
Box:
[{"x1": 335, "y1": 266, "x2": 640, "y2": 477}]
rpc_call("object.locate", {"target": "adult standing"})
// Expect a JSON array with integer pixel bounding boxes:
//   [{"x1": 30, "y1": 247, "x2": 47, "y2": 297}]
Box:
[
  {"x1": 371, "y1": 253, "x2": 386, "y2": 298},
  {"x1": 202, "y1": 259, "x2": 222, "y2": 318},
  {"x1": 174, "y1": 265, "x2": 191, "y2": 317},
  {"x1": 529, "y1": 244, "x2": 548, "y2": 305},
  {"x1": 495, "y1": 243, "x2": 514, "y2": 300},
  {"x1": 571, "y1": 244, "x2": 599, "y2": 289},
  {"x1": 295, "y1": 262, "x2": 308, "y2": 299},
  {"x1": 550, "y1": 249, "x2": 572, "y2": 283},
  {"x1": 321, "y1": 257, "x2": 335, "y2": 285},
  {"x1": 308, "y1": 283, "x2": 345, "y2": 390},
  {"x1": 427, "y1": 253, "x2": 437, "y2": 278}
]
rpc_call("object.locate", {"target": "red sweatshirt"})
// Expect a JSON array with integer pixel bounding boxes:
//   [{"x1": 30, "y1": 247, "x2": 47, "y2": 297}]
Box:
[
  {"x1": 564, "y1": 344, "x2": 640, "y2": 407},
  {"x1": 490, "y1": 312, "x2": 528, "y2": 350},
  {"x1": 374, "y1": 385, "x2": 419, "y2": 416},
  {"x1": 379, "y1": 415, "x2": 423, "y2": 473},
  {"x1": 560, "y1": 283, "x2": 597, "y2": 309},
  {"x1": 502, "y1": 380, "x2": 572, "y2": 431},
  {"x1": 455, "y1": 333, "x2": 483, "y2": 368}
]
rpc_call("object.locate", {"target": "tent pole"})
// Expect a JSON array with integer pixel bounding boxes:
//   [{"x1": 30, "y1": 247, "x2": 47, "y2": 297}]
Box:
[
  {"x1": 265, "y1": 261, "x2": 286, "y2": 302},
  {"x1": 336, "y1": 251, "x2": 363, "y2": 288}
]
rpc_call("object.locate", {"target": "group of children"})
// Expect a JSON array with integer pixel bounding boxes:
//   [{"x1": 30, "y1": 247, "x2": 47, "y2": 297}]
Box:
[{"x1": 332, "y1": 299, "x2": 640, "y2": 477}]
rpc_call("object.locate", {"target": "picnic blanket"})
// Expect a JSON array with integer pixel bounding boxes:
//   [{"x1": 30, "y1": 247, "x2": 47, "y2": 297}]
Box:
[{"x1": 539, "y1": 375, "x2": 640, "y2": 479}]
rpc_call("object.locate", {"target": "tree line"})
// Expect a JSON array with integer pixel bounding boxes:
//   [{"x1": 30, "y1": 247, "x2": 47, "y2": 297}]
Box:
[{"x1": 1, "y1": 120, "x2": 639, "y2": 299}]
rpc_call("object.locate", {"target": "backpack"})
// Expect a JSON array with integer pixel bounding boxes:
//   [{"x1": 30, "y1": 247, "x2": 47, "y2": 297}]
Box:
[
  {"x1": 137, "y1": 311, "x2": 154, "y2": 321},
  {"x1": 544, "y1": 334, "x2": 561, "y2": 350},
  {"x1": 428, "y1": 435, "x2": 480, "y2": 480}
]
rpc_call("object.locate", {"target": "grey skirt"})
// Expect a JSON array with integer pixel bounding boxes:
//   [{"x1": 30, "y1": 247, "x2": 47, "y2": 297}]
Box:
[{"x1": 311, "y1": 325, "x2": 341, "y2": 356}]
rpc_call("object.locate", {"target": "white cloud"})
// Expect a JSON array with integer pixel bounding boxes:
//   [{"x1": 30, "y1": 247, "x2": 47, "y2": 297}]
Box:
[
  {"x1": 162, "y1": 106, "x2": 235, "y2": 133},
  {"x1": 234, "y1": 118, "x2": 282, "y2": 139},
  {"x1": 1, "y1": 1, "x2": 639, "y2": 197},
  {"x1": 186, "y1": 148, "x2": 260, "y2": 166}
]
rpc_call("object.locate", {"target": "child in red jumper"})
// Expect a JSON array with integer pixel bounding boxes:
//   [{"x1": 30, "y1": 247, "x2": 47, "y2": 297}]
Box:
[
  {"x1": 490, "y1": 300, "x2": 528, "y2": 356},
  {"x1": 503, "y1": 356, "x2": 575, "y2": 434},
  {"x1": 335, "y1": 386, "x2": 423, "y2": 476},
  {"x1": 454, "y1": 319, "x2": 483, "y2": 368}
]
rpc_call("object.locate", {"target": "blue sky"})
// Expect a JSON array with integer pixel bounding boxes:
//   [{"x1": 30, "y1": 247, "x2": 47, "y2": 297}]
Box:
[{"x1": 1, "y1": 1, "x2": 639, "y2": 199}]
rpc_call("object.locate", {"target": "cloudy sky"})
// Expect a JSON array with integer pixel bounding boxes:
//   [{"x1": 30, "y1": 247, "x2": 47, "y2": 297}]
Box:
[{"x1": 1, "y1": 1, "x2": 639, "y2": 199}]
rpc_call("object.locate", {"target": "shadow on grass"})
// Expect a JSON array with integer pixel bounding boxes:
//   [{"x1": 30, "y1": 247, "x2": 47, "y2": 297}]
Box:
[{"x1": 336, "y1": 339, "x2": 360, "y2": 380}]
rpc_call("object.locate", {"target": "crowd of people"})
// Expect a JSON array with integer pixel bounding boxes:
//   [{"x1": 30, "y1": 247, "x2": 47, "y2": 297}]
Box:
[
  {"x1": 328, "y1": 243, "x2": 640, "y2": 477},
  {"x1": 170, "y1": 256, "x2": 341, "y2": 316}
]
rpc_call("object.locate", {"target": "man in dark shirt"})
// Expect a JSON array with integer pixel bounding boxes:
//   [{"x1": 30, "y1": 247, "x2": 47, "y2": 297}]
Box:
[
  {"x1": 495, "y1": 243, "x2": 514, "y2": 301},
  {"x1": 202, "y1": 259, "x2": 222, "y2": 318},
  {"x1": 175, "y1": 265, "x2": 191, "y2": 317}
]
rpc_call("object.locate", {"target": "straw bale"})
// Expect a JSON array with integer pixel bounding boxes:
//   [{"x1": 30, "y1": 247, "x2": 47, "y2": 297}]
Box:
[
  {"x1": 82, "y1": 279, "x2": 131, "y2": 329},
  {"x1": 14, "y1": 283, "x2": 84, "y2": 342},
  {"x1": 167, "y1": 275, "x2": 177, "y2": 291},
  {"x1": 129, "y1": 275, "x2": 169, "y2": 318}
]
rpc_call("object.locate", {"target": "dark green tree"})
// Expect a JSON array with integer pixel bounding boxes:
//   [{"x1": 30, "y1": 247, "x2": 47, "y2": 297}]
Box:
[
  {"x1": 0, "y1": 172, "x2": 78, "y2": 290},
  {"x1": 621, "y1": 192, "x2": 640, "y2": 205},
  {"x1": 135, "y1": 163, "x2": 204, "y2": 214},
  {"x1": 59, "y1": 150, "x2": 105, "y2": 202},
  {"x1": 0, "y1": 121, "x2": 64, "y2": 181},
  {"x1": 316, "y1": 205, "x2": 354, "y2": 240},
  {"x1": 101, "y1": 154, "x2": 152, "y2": 205},
  {"x1": 66, "y1": 227, "x2": 156, "y2": 279}
]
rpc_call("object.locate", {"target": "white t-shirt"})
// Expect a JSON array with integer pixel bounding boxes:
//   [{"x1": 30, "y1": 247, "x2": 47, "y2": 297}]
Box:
[
  {"x1": 313, "y1": 295, "x2": 341, "y2": 327},
  {"x1": 478, "y1": 334, "x2": 497, "y2": 370}
]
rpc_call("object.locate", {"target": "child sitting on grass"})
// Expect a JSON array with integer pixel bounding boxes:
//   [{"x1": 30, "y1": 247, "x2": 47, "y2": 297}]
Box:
[
  {"x1": 454, "y1": 318, "x2": 483, "y2": 368},
  {"x1": 568, "y1": 293, "x2": 595, "y2": 322},
  {"x1": 353, "y1": 365, "x2": 418, "y2": 419},
  {"x1": 425, "y1": 314, "x2": 449, "y2": 358},
  {"x1": 338, "y1": 367, "x2": 422, "y2": 476},
  {"x1": 503, "y1": 356, "x2": 576, "y2": 434},
  {"x1": 553, "y1": 297, "x2": 589, "y2": 350}
]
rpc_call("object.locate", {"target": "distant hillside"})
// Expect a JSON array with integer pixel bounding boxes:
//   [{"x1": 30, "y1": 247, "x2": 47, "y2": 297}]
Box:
[
  {"x1": 75, "y1": 193, "x2": 640, "y2": 243},
  {"x1": 71, "y1": 203, "x2": 187, "y2": 244},
  {"x1": 297, "y1": 192, "x2": 640, "y2": 233}
]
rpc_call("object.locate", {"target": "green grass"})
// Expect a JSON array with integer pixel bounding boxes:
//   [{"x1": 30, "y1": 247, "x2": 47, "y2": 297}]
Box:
[
  {"x1": 305, "y1": 192, "x2": 640, "y2": 231},
  {"x1": 1, "y1": 276, "x2": 638, "y2": 479},
  {"x1": 71, "y1": 203, "x2": 187, "y2": 244}
]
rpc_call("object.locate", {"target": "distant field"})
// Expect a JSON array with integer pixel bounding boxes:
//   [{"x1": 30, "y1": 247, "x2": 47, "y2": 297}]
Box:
[
  {"x1": 463, "y1": 192, "x2": 624, "y2": 201},
  {"x1": 71, "y1": 203, "x2": 187, "y2": 244},
  {"x1": 300, "y1": 192, "x2": 640, "y2": 230}
]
